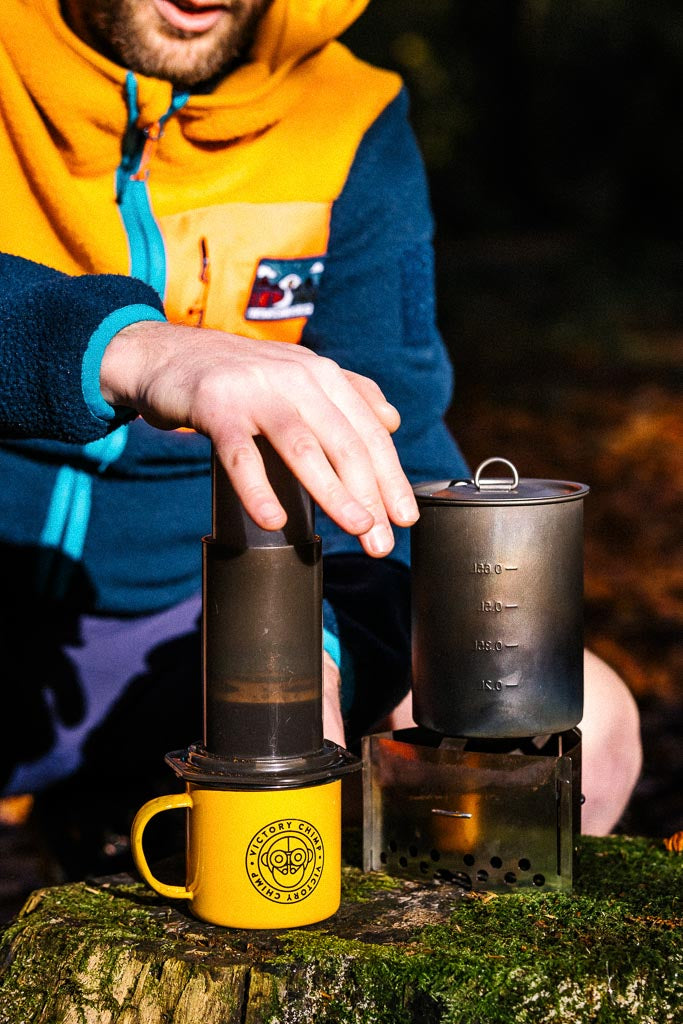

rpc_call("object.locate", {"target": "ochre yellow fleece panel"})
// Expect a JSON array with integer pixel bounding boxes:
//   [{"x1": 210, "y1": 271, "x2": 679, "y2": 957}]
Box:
[
  {"x1": 162, "y1": 202, "x2": 331, "y2": 340},
  {"x1": 0, "y1": 0, "x2": 401, "y2": 349}
]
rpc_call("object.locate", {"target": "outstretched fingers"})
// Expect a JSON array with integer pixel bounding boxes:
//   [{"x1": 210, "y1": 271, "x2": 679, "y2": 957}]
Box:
[
  {"x1": 342, "y1": 369, "x2": 402, "y2": 434},
  {"x1": 317, "y1": 363, "x2": 420, "y2": 530},
  {"x1": 211, "y1": 397, "x2": 379, "y2": 539},
  {"x1": 213, "y1": 433, "x2": 288, "y2": 529},
  {"x1": 253, "y1": 403, "x2": 379, "y2": 542},
  {"x1": 261, "y1": 364, "x2": 418, "y2": 554}
]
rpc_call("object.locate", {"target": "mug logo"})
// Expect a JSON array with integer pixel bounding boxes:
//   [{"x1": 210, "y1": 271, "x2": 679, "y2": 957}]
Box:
[
  {"x1": 245, "y1": 257, "x2": 325, "y2": 321},
  {"x1": 246, "y1": 819, "x2": 324, "y2": 904}
]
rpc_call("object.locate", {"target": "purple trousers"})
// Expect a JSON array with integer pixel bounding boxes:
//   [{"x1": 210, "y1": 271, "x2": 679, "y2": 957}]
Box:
[{"x1": 3, "y1": 593, "x2": 203, "y2": 797}]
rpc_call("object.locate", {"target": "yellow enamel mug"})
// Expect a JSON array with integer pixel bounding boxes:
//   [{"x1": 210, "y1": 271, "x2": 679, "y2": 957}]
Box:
[{"x1": 131, "y1": 780, "x2": 341, "y2": 928}]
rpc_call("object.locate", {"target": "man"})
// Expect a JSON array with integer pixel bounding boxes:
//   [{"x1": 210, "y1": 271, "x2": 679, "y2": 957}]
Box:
[{"x1": 0, "y1": 0, "x2": 639, "y2": 874}]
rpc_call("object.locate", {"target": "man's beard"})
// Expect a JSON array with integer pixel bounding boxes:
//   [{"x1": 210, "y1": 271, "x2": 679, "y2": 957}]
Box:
[{"x1": 64, "y1": 0, "x2": 274, "y2": 90}]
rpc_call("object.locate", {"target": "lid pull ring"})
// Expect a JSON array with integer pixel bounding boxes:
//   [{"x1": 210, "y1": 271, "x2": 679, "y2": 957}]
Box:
[{"x1": 474, "y1": 457, "x2": 519, "y2": 492}]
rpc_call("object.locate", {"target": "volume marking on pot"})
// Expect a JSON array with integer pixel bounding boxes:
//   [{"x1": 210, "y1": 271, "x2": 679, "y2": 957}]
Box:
[{"x1": 480, "y1": 679, "x2": 520, "y2": 691}]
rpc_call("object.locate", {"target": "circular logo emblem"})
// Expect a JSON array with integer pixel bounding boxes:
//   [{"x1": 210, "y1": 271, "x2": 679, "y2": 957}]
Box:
[{"x1": 245, "y1": 818, "x2": 324, "y2": 904}]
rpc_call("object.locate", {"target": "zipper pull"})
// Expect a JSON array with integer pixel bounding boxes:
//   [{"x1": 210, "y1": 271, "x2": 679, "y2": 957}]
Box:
[{"x1": 131, "y1": 121, "x2": 163, "y2": 183}]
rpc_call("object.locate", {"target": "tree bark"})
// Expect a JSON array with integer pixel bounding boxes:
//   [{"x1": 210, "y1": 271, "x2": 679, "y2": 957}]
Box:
[{"x1": 0, "y1": 836, "x2": 680, "y2": 1024}]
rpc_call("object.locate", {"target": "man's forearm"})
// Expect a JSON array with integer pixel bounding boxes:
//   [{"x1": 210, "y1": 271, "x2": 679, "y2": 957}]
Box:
[{"x1": 0, "y1": 251, "x2": 419, "y2": 557}]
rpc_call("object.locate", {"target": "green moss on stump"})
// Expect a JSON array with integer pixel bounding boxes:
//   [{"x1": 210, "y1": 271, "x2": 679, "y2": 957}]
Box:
[{"x1": 0, "y1": 837, "x2": 681, "y2": 1024}]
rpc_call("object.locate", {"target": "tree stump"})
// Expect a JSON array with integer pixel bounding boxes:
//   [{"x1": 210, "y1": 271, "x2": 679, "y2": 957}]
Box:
[{"x1": 0, "y1": 836, "x2": 680, "y2": 1023}]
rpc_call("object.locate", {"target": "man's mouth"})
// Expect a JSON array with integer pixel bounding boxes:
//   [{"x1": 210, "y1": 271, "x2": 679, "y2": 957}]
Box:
[{"x1": 152, "y1": 0, "x2": 230, "y2": 35}]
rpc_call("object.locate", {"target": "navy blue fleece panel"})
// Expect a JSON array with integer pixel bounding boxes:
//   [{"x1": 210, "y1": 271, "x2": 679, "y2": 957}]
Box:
[{"x1": 0, "y1": 254, "x2": 164, "y2": 443}]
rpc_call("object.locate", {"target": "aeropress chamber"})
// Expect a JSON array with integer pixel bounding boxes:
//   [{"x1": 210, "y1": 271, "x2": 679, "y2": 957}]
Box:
[{"x1": 131, "y1": 439, "x2": 358, "y2": 928}]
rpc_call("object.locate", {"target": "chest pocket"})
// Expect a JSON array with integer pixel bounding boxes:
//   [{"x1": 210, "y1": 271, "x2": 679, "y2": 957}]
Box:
[{"x1": 160, "y1": 201, "x2": 331, "y2": 345}]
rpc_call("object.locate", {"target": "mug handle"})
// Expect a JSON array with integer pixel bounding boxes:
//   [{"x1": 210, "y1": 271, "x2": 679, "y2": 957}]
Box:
[{"x1": 131, "y1": 792, "x2": 194, "y2": 901}]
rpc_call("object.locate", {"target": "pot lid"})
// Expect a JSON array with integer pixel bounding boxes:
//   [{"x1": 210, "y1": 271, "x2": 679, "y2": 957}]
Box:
[{"x1": 414, "y1": 458, "x2": 589, "y2": 506}]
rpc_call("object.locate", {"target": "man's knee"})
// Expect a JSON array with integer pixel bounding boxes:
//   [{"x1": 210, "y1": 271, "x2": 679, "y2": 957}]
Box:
[{"x1": 580, "y1": 649, "x2": 642, "y2": 835}]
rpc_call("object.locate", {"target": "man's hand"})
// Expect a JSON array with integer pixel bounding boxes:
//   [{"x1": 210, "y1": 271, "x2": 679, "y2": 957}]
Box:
[{"x1": 100, "y1": 321, "x2": 419, "y2": 556}]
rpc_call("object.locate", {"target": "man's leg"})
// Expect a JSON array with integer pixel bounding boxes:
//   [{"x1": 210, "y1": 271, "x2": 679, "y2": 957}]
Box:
[
  {"x1": 579, "y1": 649, "x2": 642, "y2": 834},
  {"x1": 3, "y1": 594, "x2": 202, "y2": 799},
  {"x1": 323, "y1": 652, "x2": 345, "y2": 746},
  {"x1": 4, "y1": 594, "x2": 203, "y2": 881},
  {"x1": 381, "y1": 649, "x2": 642, "y2": 836}
]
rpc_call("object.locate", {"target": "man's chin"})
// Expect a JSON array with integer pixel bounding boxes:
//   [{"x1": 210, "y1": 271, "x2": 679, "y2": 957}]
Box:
[
  {"x1": 118, "y1": 24, "x2": 241, "y2": 88},
  {"x1": 62, "y1": 0, "x2": 272, "y2": 90}
]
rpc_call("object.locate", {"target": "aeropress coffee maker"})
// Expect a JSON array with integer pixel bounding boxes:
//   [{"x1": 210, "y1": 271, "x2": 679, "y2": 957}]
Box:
[{"x1": 131, "y1": 439, "x2": 358, "y2": 928}]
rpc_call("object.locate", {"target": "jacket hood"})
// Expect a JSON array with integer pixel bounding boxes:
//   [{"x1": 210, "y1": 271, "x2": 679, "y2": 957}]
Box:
[
  {"x1": 256, "y1": 0, "x2": 371, "y2": 71},
  {"x1": 1, "y1": 0, "x2": 373, "y2": 155}
]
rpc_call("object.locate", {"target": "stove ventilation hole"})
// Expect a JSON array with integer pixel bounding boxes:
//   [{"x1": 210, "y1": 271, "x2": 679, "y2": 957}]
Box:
[
  {"x1": 518, "y1": 858, "x2": 531, "y2": 871},
  {"x1": 476, "y1": 869, "x2": 489, "y2": 882},
  {"x1": 504, "y1": 872, "x2": 517, "y2": 885},
  {"x1": 380, "y1": 851, "x2": 387, "y2": 864},
  {"x1": 435, "y1": 868, "x2": 472, "y2": 891},
  {"x1": 463, "y1": 853, "x2": 475, "y2": 867},
  {"x1": 532, "y1": 873, "x2": 546, "y2": 887},
  {"x1": 419, "y1": 860, "x2": 430, "y2": 874},
  {"x1": 430, "y1": 848, "x2": 441, "y2": 862},
  {"x1": 490, "y1": 856, "x2": 503, "y2": 869}
]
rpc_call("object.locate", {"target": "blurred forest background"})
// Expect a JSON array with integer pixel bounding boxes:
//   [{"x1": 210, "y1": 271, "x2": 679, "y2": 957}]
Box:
[{"x1": 345, "y1": 0, "x2": 682, "y2": 837}]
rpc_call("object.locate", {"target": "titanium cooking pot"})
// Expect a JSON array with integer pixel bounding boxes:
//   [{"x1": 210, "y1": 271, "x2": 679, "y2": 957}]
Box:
[{"x1": 411, "y1": 458, "x2": 589, "y2": 738}]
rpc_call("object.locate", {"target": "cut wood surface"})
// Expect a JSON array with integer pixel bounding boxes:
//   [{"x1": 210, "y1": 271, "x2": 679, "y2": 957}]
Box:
[{"x1": 0, "y1": 836, "x2": 681, "y2": 1024}]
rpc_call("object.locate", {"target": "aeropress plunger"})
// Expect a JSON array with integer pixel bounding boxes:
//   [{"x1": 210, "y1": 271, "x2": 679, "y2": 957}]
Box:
[{"x1": 131, "y1": 439, "x2": 358, "y2": 928}]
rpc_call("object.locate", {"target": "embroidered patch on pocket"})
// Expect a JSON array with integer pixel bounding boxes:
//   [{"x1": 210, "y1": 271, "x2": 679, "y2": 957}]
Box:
[{"x1": 245, "y1": 257, "x2": 325, "y2": 321}]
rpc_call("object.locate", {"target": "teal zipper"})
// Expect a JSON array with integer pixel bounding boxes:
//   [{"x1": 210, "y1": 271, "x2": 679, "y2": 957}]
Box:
[
  {"x1": 38, "y1": 74, "x2": 189, "y2": 599},
  {"x1": 117, "y1": 73, "x2": 189, "y2": 294}
]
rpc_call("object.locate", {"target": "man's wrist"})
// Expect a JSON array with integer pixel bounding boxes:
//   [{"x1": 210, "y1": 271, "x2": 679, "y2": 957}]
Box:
[{"x1": 98, "y1": 314, "x2": 167, "y2": 411}]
